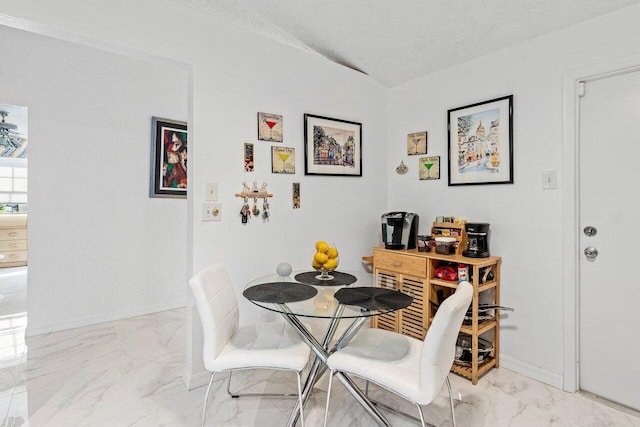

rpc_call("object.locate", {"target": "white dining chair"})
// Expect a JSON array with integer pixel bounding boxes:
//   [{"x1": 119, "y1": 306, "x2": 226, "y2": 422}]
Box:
[
  {"x1": 189, "y1": 264, "x2": 311, "y2": 426},
  {"x1": 324, "y1": 281, "x2": 473, "y2": 427}
]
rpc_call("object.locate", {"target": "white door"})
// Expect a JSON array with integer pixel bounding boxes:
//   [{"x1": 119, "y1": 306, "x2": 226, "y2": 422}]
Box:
[{"x1": 578, "y1": 70, "x2": 640, "y2": 411}]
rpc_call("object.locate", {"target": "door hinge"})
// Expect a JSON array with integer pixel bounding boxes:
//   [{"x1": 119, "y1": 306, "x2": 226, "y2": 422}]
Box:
[{"x1": 578, "y1": 81, "x2": 586, "y2": 97}]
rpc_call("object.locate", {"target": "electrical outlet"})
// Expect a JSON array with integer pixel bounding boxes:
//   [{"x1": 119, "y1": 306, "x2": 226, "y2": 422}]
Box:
[
  {"x1": 202, "y1": 202, "x2": 221, "y2": 221},
  {"x1": 205, "y1": 183, "x2": 218, "y2": 201}
]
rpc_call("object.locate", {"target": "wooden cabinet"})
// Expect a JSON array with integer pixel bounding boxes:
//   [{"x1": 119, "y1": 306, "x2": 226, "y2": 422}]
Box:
[
  {"x1": 0, "y1": 214, "x2": 28, "y2": 267},
  {"x1": 371, "y1": 247, "x2": 501, "y2": 384},
  {"x1": 372, "y1": 249, "x2": 428, "y2": 340}
]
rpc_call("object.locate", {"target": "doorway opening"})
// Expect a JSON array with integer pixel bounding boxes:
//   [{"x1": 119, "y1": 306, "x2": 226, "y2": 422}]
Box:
[{"x1": 0, "y1": 102, "x2": 28, "y2": 374}]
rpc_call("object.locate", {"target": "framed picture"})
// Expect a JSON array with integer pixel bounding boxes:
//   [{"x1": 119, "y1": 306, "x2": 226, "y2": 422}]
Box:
[
  {"x1": 292, "y1": 182, "x2": 300, "y2": 209},
  {"x1": 407, "y1": 131, "x2": 427, "y2": 155},
  {"x1": 419, "y1": 156, "x2": 440, "y2": 180},
  {"x1": 150, "y1": 117, "x2": 188, "y2": 198},
  {"x1": 271, "y1": 146, "x2": 295, "y2": 174},
  {"x1": 258, "y1": 112, "x2": 283, "y2": 142},
  {"x1": 304, "y1": 114, "x2": 362, "y2": 176},
  {"x1": 447, "y1": 95, "x2": 513, "y2": 186},
  {"x1": 244, "y1": 143, "x2": 254, "y2": 172}
]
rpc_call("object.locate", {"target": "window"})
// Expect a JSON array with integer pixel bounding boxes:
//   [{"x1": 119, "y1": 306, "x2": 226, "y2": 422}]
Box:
[{"x1": 0, "y1": 161, "x2": 27, "y2": 206}]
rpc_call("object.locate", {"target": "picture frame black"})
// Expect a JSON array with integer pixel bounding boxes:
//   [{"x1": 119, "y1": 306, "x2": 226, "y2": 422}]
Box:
[
  {"x1": 304, "y1": 114, "x2": 362, "y2": 176},
  {"x1": 447, "y1": 95, "x2": 513, "y2": 186},
  {"x1": 150, "y1": 117, "x2": 188, "y2": 198}
]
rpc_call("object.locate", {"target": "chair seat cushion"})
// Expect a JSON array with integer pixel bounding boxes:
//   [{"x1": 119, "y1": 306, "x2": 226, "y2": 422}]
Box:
[
  {"x1": 327, "y1": 328, "x2": 428, "y2": 404},
  {"x1": 207, "y1": 321, "x2": 310, "y2": 372}
]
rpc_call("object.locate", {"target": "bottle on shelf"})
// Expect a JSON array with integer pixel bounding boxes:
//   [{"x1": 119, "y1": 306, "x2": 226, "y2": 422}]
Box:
[{"x1": 458, "y1": 263, "x2": 469, "y2": 282}]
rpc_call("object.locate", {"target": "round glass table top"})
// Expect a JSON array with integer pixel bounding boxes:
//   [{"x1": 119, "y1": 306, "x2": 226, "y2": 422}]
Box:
[{"x1": 243, "y1": 270, "x2": 413, "y2": 319}]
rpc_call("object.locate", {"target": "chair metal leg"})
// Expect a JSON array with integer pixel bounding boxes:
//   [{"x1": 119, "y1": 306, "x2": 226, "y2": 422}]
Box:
[
  {"x1": 368, "y1": 397, "x2": 427, "y2": 425},
  {"x1": 323, "y1": 370, "x2": 335, "y2": 427},
  {"x1": 446, "y1": 376, "x2": 456, "y2": 427},
  {"x1": 414, "y1": 402, "x2": 427, "y2": 427},
  {"x1": 202, "y1": 371, "x2": 217, "y2": 427},
  {"x1": 296, "y1": 370, "x2": 305, "y2": 427},
  {"x1": 226, "y1": 370, "x2": 298, "y2": 399},
  {"x1": 359, "y1": 379, "x2": 444, "y2": 427}
]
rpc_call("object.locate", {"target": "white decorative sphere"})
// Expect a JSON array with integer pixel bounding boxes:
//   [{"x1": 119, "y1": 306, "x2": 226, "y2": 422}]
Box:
[{"x1": 276, "y1": 262, "x2": 293, "y2": 277}]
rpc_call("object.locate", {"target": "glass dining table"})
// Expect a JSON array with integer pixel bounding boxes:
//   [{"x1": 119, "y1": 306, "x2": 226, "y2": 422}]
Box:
[{"x1": 243, "y1": 269, "x2": 413, "y2": 427}]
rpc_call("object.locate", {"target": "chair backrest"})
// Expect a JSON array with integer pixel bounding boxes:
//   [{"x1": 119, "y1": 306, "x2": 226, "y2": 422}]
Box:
[
  {"x1": 419, "y1": 281, "x2": 473, "y2": 402},
  {"x1": 189, "y1": 264, "x2": 240, "y2": 368}
]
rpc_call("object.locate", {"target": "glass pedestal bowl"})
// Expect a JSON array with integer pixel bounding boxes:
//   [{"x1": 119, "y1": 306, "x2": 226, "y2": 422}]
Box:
[
  {"x1": 313, "y1": 262, "x2": 338, "y2": 280},
  {"x1": 312, "y1": 247, "x2": 339, "y2": 281}
]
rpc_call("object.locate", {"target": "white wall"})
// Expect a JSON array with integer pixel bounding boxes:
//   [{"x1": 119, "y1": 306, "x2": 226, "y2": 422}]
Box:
[
  {"x1": 9, "y1": 0, "x2": 637, "y2": 391},
  {"x1": 387, "y1": 4, "x2": 640, "y2": 386},
  {"x1": 0, "y1": 24, "x2": 189, "y2": 334},
  {"x1": 0, "y1": 0, "x2": 388, "y2": 386}
]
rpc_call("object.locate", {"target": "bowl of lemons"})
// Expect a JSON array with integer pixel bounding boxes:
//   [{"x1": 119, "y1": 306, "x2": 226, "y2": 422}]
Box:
[{"x1": 312, "y1": 240, "x2": 339, "y2": 280}]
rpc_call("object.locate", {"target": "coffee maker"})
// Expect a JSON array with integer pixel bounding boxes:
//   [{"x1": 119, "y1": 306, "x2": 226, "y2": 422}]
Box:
[
  {"x1": 381, "y1": 212, "x2": 419, "y2": 250},
  {"x1": 462, "y1": 223, "x2": 490, "y2": 258}
]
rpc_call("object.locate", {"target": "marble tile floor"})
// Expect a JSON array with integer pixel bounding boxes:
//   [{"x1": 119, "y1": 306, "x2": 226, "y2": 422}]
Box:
[
  {"x1": 0, "y1": 278, "x2": 638, "y2": 425},
  {"x1": 0, "y1": 267, "x2": 27, "y2": 317}
]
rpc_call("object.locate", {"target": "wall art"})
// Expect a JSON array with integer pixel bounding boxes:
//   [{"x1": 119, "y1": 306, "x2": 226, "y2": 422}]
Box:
[
  {"x1": 244, "y1": 143, "x2": 254, "y2": 172},
  {"x1": 448, "y1": 95, "x2": 513, "y2": 186},
  {"x1": 293, "y1": 182, "x2": 300, "y2": 209},
  {"x1": 419, "y1": 156, "x2": 440, "y2": 180},
  {"x1": 150, "y1": 117, "x2": 187, "y2": 198},
  {"x1": 258, "y1": 112, "x2": 283, "y2": 142},
  {"x1": 271, "y1": 146, "x2": 295, "y2": 174},
  {"x1": 304, "y1": 114, "x2": 362, "y2": 176},
  {"x1": 407, "y1": 131, "x2": 427, "y2": 155}
]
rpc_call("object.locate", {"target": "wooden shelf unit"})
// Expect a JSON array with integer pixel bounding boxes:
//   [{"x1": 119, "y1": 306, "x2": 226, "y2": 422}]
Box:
[
  {"x1": 430, "y1": 222, "x2": 468, "y2": 255},
  {"x1": 372, "y1": 246, "x2": 501, "y2": 384}
]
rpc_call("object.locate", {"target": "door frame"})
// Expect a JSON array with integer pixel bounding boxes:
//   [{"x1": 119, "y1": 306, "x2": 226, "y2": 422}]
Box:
[{"x1": 562, "y1": 55, "x2": 640, "y2": 392}]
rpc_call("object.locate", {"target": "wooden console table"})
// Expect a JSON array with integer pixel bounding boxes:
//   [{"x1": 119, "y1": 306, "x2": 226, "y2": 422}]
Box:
[{"x1": 371, "y1": 247, "x2": 501, "y2": 384}]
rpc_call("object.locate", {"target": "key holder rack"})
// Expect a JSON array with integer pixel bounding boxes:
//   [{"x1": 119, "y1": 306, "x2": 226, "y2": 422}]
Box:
[{"x1": 236, "y1": 181, "x2": 273, "y2": 224}]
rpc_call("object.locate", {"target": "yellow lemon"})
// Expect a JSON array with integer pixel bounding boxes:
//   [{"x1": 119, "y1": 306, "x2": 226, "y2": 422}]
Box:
[
  {"x1": 323, "y1": 259, "x2": 338, "y2": 270},
  {"x1": 327, "y1": 247, "x2": 338, "y2": 259},
  {"x1": 312, "y1": 260, "x2": 323, "y2": 269},
  {"x1": 314, "y1": 252, "x2": 329, "y2": 265},
  {"x1": 315, "y1": 240, "x2": 329, "y2": 251}
]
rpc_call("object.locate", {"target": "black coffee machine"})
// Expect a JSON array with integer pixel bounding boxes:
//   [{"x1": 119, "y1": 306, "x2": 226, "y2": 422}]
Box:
[
  {"x1": 381, "y1": 212, "x2": 419, "y2": 250},
  {"x1": 462, "y1": 223, "x2": 490, "y2": 258}
]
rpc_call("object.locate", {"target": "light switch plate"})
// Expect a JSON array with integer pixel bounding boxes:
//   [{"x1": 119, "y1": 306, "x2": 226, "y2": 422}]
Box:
[
  {"x1": 202, "y1": 202, "x2": 221, "y2": 221},
  {"x1": 205, "y1": 183, "x2": 218, "y2": 201},
  {"x1": 542, "y1": 170, "x2": 557, "y2": 190}
]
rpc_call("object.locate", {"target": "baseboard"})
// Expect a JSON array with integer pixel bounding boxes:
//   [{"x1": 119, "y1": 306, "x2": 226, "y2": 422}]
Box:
[
  {"x1": 25, "y1": 300, "x2": 186, "y2": 337},
  {"x1": 500, "y1": 355, "x2": 563, "y2": 389}
]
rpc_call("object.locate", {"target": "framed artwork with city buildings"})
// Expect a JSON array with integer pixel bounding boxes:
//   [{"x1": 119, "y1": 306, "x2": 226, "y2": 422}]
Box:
[
  {"x1": 303, "y1": 114, "x2": 362, "y2": 176},
  {"x1": 447, "y1": 95, "x2": 513, "y2": 186}
]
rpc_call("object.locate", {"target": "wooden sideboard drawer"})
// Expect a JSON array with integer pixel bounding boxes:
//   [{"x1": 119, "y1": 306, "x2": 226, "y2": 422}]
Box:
[
  {"x1": 0, "y1": 228, "x2": 27, "y2": 241},
  {"x1": 0, "y1": 240, "x2": 27, "y2": 251},
  {"x1": 0, "y1": 214, "x2": 27, "y2": 228},
  {"x1": 0, "y1": 250, "x2": 27, "y2": 263},
  {"x1": 374, "y1": 249, "x2": 426, "y2": 277}
]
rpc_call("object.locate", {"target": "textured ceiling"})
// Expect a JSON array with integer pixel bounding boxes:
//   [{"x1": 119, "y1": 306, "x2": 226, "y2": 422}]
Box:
[{"x1": 174, "y1": 0, "x2": 640, "y2": 87}]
